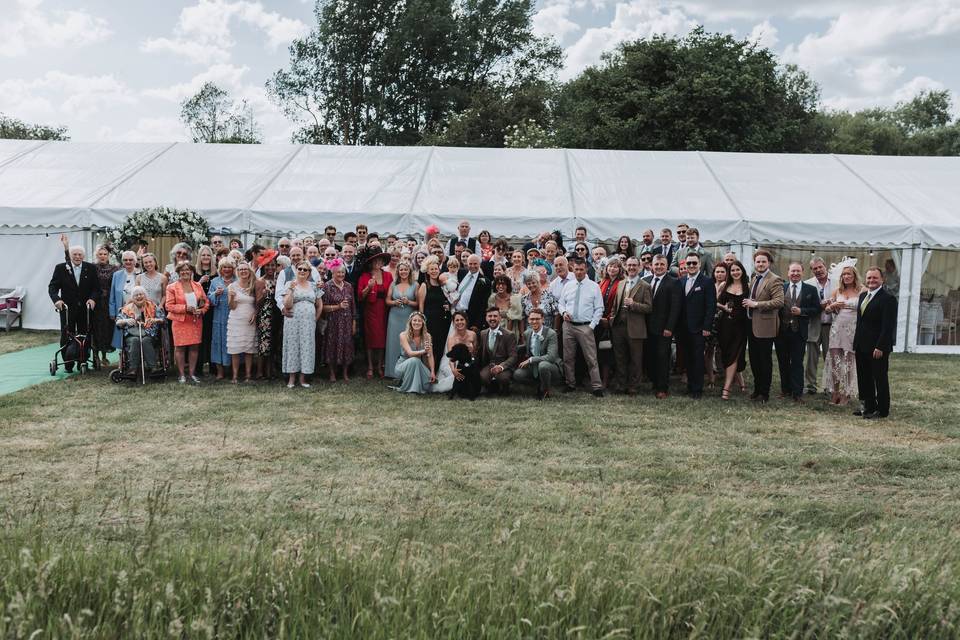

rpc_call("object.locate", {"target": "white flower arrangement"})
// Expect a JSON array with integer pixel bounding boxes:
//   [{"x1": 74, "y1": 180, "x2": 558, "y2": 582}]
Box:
[{"x1": 105, "y1": 207, "x2": 211, "y2": 257}]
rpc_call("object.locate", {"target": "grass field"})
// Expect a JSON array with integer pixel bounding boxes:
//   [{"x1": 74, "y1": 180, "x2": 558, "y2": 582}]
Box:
[
  {"x1": 2, "y1": 327, "x2": 960, "y2": 637},
  {"x1": 0, "y1": 329, "x2": 58, "y2": 355}
]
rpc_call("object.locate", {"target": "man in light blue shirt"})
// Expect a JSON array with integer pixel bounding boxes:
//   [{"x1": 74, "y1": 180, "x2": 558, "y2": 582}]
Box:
[{"x1": 558, "y1": 257, "x2": 605, "y2": 396}]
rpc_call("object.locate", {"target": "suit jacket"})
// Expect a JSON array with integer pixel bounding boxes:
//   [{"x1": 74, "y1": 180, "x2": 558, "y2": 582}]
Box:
[
  {"x1": 610, "y1": 277, "x2": 653, "y2": 339},
  {"x1": 457, "y1": 268, "x2": 492, "y2": 330},
  {"x1": 646, "y1": 273, "x2": 682, "y2": 336},
  {"x1": 479, "y1": 327, "x2": 518, "y2": 371},
  {"x1": 48, "y1": 261, "x2": 98, "y2": 307},
  {"x1": 522, "y1": 327, "x2": 560, "y2": 366},
  {"x1": 749, "y1": 270, "x2": 784, "y2": 339},
  {"x1": 447, "y1": 236, "x2": 477, "y2": 256},
  {"x1": 670, "y1": 244, "x2": 713, "y2": 276},
  {"x1": 653, "y1": 242, "x2": 676, "y2": 266},
  {"x1": 853, "y1": 287, "x2": 897, "y2": 353},
  {"x1": 679, "y1": 272, "x2": 716, "y2": 334},
  {"x1": 778, "y1": 281, "x2": 820, "y2": 341}
]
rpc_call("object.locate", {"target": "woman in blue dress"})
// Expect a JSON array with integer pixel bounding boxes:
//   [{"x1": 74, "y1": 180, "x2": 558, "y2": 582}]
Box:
[
  {"x1": 384, "y1": 261, "x2": 418, "y2": 378},
  {"x1": 391, "y1": 312, "x2": 436, "y2": 394},
  {"x1": 208, "y1": 257, "x2": 236, "y2": 380}
]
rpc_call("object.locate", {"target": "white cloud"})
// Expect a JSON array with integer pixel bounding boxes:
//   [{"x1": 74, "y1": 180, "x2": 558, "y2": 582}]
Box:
[
  {"x1": 117, "y1": 117, "x2": 189, "y2": 143},
  {"x1": 0, "y1": 0, "x2": 111, "y2": 57},
  {"x1": 561, "y1": 0, "x2": 696, "y2": 79},
  {"x1": 0, "y1": 71, "x2": 135, "y2": 121},
  {"x1": 142, "y1": 64, "x2": 251, "y2": 102},
  {"x1": 533, "y1": 3, "x2": 582, "y2": 42},
  {"x1": 141, "y1": 0, "x2": 309, "y2": 64},
  {"x1": 853, "y1": 58, "x2": 904, "y2": 94},
  {"x1": 747, "y1": 20, "x2": 778, "y2": 49}
]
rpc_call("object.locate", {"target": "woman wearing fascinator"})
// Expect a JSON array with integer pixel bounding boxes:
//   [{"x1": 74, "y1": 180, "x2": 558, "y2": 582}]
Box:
[{"x1": 823, "y1": 258, "x2": 865, "y2": 406}]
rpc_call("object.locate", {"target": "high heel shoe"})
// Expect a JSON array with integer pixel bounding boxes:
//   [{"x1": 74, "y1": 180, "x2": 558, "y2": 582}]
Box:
[
  {"x1": 721, "y1": 387, "x2": 731, "y2": 401},
  {"x1": 366, "y1": 369, "x2": 374, "y2": 380}
]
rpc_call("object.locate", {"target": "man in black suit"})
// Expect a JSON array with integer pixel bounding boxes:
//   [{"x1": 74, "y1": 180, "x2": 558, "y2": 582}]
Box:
[
  {"x1": 678, "y1": 252, "x2": 715, "y2": 398},
  {"x1": 455, "y1": 254, "x2": 491, "y2": 332},
  {"x1": 853, "y1": 267, "x2": 898, "y2": 419},
  {"x1": 645, "y1": 255, "x2": 681, "y2": 399},
  {"x1": 775, "y1": 262, "x2": 821, "y2": 402},
  {"x1": 48, "y1": 244, "x2": 98, "y2": 371},
  {"x1": 446, "y1": 219, "x2": 477, "y2": 256}
]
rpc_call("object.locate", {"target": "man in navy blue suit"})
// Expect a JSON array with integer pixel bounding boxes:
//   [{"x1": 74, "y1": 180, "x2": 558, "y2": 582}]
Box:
[
  {"x1": 679, "y1": 253, "x2": 715, "y2": 398},
  {"x1": 853, "y1": 266, "x2": 898, "y2": 419},
  {"x1": 775, "y1": 262, "x2": 821, "y2": 402}
]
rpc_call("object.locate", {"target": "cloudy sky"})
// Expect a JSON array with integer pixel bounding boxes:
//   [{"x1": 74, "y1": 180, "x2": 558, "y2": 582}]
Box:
[{"x1": 2, "y1": 0, "x2": 958, "y2": 143}]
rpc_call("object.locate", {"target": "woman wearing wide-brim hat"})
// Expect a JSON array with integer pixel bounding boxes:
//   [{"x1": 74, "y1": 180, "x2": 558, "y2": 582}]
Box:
[{"x1": 358, "y1": 249, "x2": 394, "y2": 378}]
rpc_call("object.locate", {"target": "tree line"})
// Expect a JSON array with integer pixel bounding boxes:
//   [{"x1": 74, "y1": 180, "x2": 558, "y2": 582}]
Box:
[{"x1": 2, "y1": 0, "x2": 957, "y2": 155}]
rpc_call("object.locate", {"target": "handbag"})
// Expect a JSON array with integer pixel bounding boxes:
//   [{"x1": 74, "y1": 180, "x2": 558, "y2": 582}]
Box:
[{"x1": 595, "y1": 323, "x2": 612, "y2": 350}]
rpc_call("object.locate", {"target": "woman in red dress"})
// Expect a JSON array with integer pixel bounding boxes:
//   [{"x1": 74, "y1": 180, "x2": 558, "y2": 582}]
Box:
[{"x1": 358, "y1": 251, "x2": 393, "y2": 379}]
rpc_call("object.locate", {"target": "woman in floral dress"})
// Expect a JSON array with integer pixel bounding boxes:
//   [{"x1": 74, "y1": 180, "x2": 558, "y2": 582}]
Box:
[
  {"x1": 255, "y1": 256, "x2": 278, "y2": 379},
  {"x1": 321, "y1": 262, "x2": 356, "y2": 382},
  {"x1": 824, "y1": 264, "x2": 864, "y2": 406}
]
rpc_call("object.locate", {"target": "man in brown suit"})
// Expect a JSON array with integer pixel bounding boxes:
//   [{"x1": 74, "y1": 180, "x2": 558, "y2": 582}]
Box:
[
  {"x1": 478, "y1": 307, "x2": 518, "y2": 396},
  {"x1": 611, "y1": 256, "x2": 652, "y2": 395},
  {"x1": 742, "y1": 249, "x2": 784, "y2": 403}
]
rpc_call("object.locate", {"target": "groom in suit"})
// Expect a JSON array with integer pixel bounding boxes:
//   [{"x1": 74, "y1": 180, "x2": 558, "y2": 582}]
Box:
[
  {"x1": 610, "y1": 256, "x2": 652, "y2": 395},
  {"x1": 478, "y1": 307, "x2": 518, "y2": 396},
  {"x1": 775, "y1": 262, "x2": 821, "y2": 402},
  {"x1": 679, "y1": 253, "x2": 715, "y2": 398},
  {"x1": 514, "y1": 308, "x2": 562, "y2": 399},
  {"x1": 743, "y1": 249, "x2": 784, "y2": 403},
  {"x1": 853, "y1": 267, "x2": 898, "y2": 419}
]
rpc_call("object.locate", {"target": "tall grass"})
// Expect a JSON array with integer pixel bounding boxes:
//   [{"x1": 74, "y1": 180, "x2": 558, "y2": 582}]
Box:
[{"x1": 2, "y1": 354, "x2": 960, "y2": 637}]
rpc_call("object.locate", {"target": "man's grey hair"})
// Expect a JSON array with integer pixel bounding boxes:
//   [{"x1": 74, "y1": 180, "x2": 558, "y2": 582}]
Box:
[{"x1": 69, "y1": 245, "x2": 85, "y2": 257}]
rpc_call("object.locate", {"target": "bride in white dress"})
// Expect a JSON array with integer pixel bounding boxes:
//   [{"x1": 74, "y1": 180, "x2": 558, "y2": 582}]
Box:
[{"x1": 430, "y1": 310, "x2": 477, "y2": 393}]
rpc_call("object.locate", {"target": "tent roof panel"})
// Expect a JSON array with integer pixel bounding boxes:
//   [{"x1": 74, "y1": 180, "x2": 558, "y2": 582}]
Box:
[{"x1": 701, "y1": 152, "x2": 915, "y2": 245}]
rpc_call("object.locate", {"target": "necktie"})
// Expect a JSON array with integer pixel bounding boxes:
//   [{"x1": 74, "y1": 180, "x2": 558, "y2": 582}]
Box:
[
  {"x1": 573, "y1": 281, "x2": 583, "y2": 321},
  {"x1": 530, "y1": 331, "x2": 541, "y2": 378},
  {"x1": 652, "y1": 277, "x2": 660, "y2": 297},
  {"x1": 73, "y1": 264, "x2": 81, "y2": 286},
  {"x1": 749, "y1": 273, "x2": 762, "y2": 318},
  {"x1": 791, "y1": 284, "x2": 798, "y2": 305},
  {"x1": 488, "y1": 329, "x2": 499, "y2": 351},
  {"x1": 860, "y1": 292, "x2": 873, "y2": 314}
]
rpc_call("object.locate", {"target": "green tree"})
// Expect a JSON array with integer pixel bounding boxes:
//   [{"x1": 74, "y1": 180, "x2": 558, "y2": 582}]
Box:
[
  {"x1": 267, "y1": 0, "x2": 561, "y2": 146},
  {"x1": 821, "y1": 90, "x2": 960, "y2": 156},
  {"x1": 180, "y1": 82, "x2": 261, "y2": 144},
  {"x1": 0, "y1": 113, "x2": 69, "y2": 140},
  {"x1": 553, "y1": 28, "x2": 824, "y2": 152}
]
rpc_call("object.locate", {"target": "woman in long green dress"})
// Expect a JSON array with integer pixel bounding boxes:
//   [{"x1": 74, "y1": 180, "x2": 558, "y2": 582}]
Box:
[
  {"x1": 384, "y1": 261, "x2": 419, "y2": 379},
  {"x1": 391, "y1": 312, "x2": 436, "y2": 394}
]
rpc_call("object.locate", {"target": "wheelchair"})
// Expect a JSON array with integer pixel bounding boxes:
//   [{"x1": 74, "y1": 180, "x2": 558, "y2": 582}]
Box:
[{"x1": 109, "y1": 320, "x2": 171, "y2": 384}]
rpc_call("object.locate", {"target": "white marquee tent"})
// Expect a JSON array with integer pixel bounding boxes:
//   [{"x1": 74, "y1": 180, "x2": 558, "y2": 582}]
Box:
[{"x1": 1, "y1": 140, "x2": 958, "y2": 352}]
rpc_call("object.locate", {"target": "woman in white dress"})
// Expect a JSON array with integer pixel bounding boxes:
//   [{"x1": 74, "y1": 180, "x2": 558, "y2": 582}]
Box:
[
  {"x1": 227, "y1": 261, "x2": 259, "y2": 383},
  {"x1": 824, "y1": 262, "x2": 864, "y2": 406},
  {"x1": 431, "y1": 310, "x2": 477, "y2": 393}
]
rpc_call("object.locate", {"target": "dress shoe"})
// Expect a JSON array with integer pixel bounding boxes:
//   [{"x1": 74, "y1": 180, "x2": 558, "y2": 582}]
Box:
[
  {"x1": 592, "y1": 389, "x2": 604, "y2": 398},
  {"x1": 749, "y1": 392, "x2": 760, "y2": 400},
  {"x1": 655, "y1": 391, "x2": 668, "y2": 400},
  {"x1": 752, "y1": 394, "x2": 768, "y2": 404},
  {"x1": 537, "y1": 388, "x2": 550, "y2": 400},
  {"x1": 863, "y1": 411, "x2": 881, "y2": 420},
  {"x1": 852, "y1": 409, "x2": 863, "y2": 417},
  {"x1": 778, "y1": 392, "x2": 788, "y2": 399},
  {"x1": 792, "y1": 396, "x2": 805, "y2": 404},
  {"x1": 689, "y1": 392, "x2": 702, "y2": 399},
  {"x1": 562, "y1": 385, "x2": 577, "y2": 393}
]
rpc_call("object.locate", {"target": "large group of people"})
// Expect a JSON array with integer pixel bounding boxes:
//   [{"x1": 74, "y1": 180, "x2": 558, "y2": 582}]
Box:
[{"x1": 47, "y1": 220, "x2": 899, "y2": 419}]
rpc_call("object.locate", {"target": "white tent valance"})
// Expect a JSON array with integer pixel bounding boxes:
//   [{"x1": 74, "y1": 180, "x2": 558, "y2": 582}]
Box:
[{"x1": 1, "y1": 141, "x2": 957, "y2": 246}]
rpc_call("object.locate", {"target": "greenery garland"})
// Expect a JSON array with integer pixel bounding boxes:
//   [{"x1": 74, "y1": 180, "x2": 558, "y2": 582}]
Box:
[{"x1": 106, "y1": 207, "x2": 210, "y2": 255}]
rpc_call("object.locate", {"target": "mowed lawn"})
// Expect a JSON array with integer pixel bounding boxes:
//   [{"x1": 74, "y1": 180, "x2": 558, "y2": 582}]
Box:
[{"x1": 1, "y1": 332, "x2": 959, "y2": 638}]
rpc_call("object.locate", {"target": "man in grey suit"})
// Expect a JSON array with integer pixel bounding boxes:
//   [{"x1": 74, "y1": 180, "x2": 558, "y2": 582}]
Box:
[{"x1": 514, "y1": 308, "x2": 562, "y2": 399}]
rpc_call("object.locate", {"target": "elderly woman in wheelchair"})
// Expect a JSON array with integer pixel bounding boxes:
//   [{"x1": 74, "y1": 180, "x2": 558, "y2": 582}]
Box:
[{"x1": 112, "y1": 286, "x2": 167, "y2": 382}]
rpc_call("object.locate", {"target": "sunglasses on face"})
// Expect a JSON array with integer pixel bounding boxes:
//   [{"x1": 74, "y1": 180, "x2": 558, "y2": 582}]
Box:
[
  {"x1": 687, "y1": 262, "x2": 699, "y2": 267},
  {"x1": 297, "y1": 267, "x2": 310, "y2": 272},
  {"x1": 326, "y1": 232, "x2": 336, "y2": 237},
  {"x1": 576, "y1": 248, "x2": 587, "y2": 252},
  {"x1": 641, "y1": 257, "x2": 652, "y2": 262}
]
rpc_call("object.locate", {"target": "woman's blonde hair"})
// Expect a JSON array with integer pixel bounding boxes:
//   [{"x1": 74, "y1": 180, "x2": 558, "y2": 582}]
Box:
[
  {"x1": 420, "y1": 255, "x2": 441, "y2": 278},
  {"x1": 195, "y1": 245, "x2": 214, "y2": 274},
  {"x1": 405, "y1": 311, "x2": 427, "y2": 343},
  {"x1": 395, "y1": 259, "x2": 416, "y2": 286},
  {"x1": 234, "y1": 261, "x2": 255, "y2": 295},
  {"x1": 838, "y1": 265, "x2": 861, "y2": 294},
  {"x1": 217, "y1": 257, "x2": 236, "y2": 275},
  {"x1": 141, "y1": 253, "x2": 158, "y2": 271}
]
